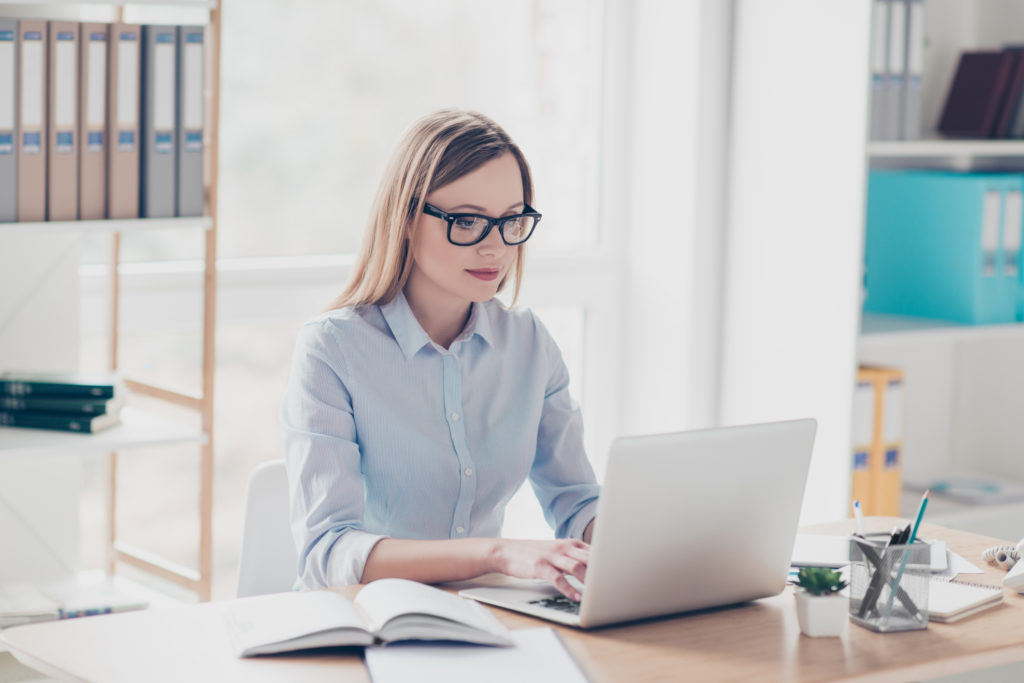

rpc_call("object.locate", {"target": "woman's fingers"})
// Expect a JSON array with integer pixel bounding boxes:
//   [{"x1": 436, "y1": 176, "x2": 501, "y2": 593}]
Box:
[
  {"x1": 565, "y1": 545, "x2": 590, "y2": 564},
  {"x1": 547, "y1": 567, "x2": 582, "y2": 602},
  {"x1": 551, "y1": 553, "x2": 588, "y2": 584}
]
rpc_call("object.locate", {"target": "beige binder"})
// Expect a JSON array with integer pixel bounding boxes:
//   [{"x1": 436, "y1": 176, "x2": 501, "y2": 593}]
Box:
[
  {"x1": 79, "y1": 23, "x2": 107, "y2": 220},
  {"x1": 107, "y1": 23, "x2": 140, "y2": 219},
  {"x1": 47, "y1": 21, "x2": 78, "y2": 221},
  {"x1": 16, "y1": 20, "x2": 46, "y2": 222}
]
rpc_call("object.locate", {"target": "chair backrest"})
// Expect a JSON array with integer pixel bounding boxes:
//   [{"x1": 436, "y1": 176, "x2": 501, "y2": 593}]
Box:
[{"x1": 237, "y1": 459, "x2": 298, "y2": 597}]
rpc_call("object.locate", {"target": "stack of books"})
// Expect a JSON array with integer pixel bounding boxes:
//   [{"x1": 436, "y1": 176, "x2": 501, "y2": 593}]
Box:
[{"x1": 0, "y1": 371, "x2": 125, "y2": 433}]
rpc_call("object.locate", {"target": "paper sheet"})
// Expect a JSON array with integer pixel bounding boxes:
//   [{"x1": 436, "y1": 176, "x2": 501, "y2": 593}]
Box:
[
  {"x1": 364, "y1": 628, "x2": 587, "y2": 683},
  {"x1": 932, "y1": 549, "x2": 984, "y2": 581}
]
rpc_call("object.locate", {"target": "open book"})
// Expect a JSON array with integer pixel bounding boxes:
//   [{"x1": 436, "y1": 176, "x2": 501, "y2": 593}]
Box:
[{"x1": 226, "y1": 579, "x2": 513, "y2": 657}]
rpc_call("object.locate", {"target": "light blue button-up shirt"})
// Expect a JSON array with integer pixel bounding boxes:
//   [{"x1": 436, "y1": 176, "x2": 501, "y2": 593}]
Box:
[{"x1": 281, "y1": 291, "x2": 601, "y2": 589}]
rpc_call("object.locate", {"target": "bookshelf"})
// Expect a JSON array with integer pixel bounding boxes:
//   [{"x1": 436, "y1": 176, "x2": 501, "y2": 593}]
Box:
[
  {"x1": 859, "y1": 0, "x2": 1024, "y2": 527},
  {"x1": 868, "y1": 139, "x2": 1024, "y2": 159},
  {"x1": 860, "y1": 314, "x2": 1024, "y2": 348},
  {"x1": 0, "y1": 0, "x2": 220, "y2": 601},
  {"x1": 0, "y1": 216, "x2": 212, "y2": 235}
]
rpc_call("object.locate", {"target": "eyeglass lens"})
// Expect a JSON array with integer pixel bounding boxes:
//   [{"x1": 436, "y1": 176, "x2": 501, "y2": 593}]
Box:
[{"x1": 450, "y1": 215, "x2": 536, "y2": 245}]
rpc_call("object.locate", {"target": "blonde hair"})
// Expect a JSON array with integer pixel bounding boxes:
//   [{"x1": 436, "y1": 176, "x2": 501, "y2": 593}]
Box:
[{"x1": 327, "y1": 109, "x2": 534, "y2": 311}]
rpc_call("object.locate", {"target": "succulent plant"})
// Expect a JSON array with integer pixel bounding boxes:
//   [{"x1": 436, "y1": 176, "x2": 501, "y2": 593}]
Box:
[{"x1": 795, "y1": 567, "x2": 847, "y2": 596}]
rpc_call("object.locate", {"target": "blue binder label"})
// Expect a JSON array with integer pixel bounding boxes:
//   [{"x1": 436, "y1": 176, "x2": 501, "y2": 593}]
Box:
[
  {"x1": 0, "y1": 31, "x2": 14, "y2": 41},
  {"x1": 22, "y1": 132, "x2": 41, "y2": 153},
  {"x1": 118, "y1": 130, "x2": 135, "y2": 151},
  {"x1": 853, "y1": 451, "x2": 868, "y2": 470},
  {"x1": 56, "y1": 131, "x2": 73, "y2": 153},
  {"x1": 186, "y1": 33, "x2": 203, "y2": 44},
  {"x1": 0, "y1": 133, "x2": 12, "y2": 154},
  {"x1": 156, "y1": 33, "x2": 174, "y2": 44},
  {"x1": 885, "y1": 449, "x2": 899, "y2": 468},
  {"x1": 90, "y1": 32, "x2": 106, "y2": 42},
  {"x1": 185, "y1": 131, "x2": 203, "y2": 152},
  {"x1": 121, "y1": 32, "x2": 137, "y2": 41},
  {"x1": 87, "y1": 131, "x2": 104, "y2": 151},
  {"x1": 24, "y1": 32, "x2": 42, "y2": 41},
  {"x1": 155, "y1": 132, "x2": 174, "y2": 153},
  {"x1": 57, "y1": 32, "x2": 74, "y2": 41}
]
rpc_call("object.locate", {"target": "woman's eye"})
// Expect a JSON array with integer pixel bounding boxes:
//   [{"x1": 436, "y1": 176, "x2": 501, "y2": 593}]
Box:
[{"x1": 454, "y1": 217, "x2": 479, "y2": 230}]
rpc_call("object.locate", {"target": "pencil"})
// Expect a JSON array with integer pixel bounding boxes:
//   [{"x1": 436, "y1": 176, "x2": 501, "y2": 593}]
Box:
[{"x1": 907, "y1": 490, "x2": 930, "y2": 545}]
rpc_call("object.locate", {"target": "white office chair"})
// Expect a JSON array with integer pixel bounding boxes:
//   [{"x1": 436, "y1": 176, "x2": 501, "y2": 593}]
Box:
[{"x1": 237, "y1": 459, "x2": 299, "y2": 597}]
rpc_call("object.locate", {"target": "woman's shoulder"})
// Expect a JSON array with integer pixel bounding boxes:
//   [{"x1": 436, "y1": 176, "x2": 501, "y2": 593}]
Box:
[
  {"x1": 479, "y1": 299, "x2": 551, "y2": 343},
  {"x1": 298, "y1": 305, "x2": 387, "y2": 345}
]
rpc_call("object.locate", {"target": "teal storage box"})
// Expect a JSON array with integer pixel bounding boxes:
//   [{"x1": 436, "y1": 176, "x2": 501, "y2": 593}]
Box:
[{"x1": 864, "y1": 170, "x2": 1024, "y2": 325}]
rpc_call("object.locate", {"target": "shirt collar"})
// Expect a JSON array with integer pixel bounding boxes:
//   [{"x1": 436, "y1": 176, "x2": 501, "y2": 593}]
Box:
[{"x1": 379, "y1": 291, "x2": 495, "y2": 360}]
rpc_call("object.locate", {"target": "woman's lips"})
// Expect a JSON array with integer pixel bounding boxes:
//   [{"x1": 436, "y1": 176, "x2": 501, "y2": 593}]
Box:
[{"x1": 466, "y1": 268, "x2": 500, "y2": 281}]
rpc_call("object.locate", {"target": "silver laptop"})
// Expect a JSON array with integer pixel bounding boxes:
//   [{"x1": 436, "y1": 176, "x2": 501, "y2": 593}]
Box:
[{"x1": 460, "y1": 418, "x2": 817, "y2": 628}]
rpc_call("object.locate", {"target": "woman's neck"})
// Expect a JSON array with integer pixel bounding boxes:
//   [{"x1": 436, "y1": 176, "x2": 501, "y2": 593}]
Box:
[{"x1": 403, "y1": 279, "x2": 472, "y2": 350}]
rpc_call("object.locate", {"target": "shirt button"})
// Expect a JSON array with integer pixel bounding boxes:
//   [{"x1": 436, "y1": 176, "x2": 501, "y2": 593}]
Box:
[
  {"x1": 456, "y1": 526, "x2": 465, "y2": 534},
  {"x1": 464, "y1": 468, "x2": 473, "y2": 477},
  {"x1": 450, "y1": 412, "x2": 460, "y2": 421}
]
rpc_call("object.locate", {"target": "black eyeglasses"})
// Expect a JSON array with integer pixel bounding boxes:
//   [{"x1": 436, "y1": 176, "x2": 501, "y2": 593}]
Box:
[{"x1": 422, "y1": 202, "x2": 542, "y2": 246}]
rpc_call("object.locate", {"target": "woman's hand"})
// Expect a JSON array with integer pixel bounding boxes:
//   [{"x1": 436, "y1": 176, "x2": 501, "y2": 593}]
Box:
[{"x1": 490, "y1": 539, "x2": 590, "y2": 601}]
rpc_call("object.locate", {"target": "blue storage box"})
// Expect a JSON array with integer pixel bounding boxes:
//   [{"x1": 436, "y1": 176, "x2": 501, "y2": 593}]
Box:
[{"x1": 864, "y1": 170, "x2": 1024, "y2": 325}]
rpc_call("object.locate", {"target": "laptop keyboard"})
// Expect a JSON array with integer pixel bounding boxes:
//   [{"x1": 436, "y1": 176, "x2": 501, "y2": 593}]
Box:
[{"x1": 529, "y1": 595, "x2": 581, "y2": 614}]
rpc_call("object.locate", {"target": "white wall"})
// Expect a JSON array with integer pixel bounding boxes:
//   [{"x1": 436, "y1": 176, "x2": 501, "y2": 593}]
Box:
[
  {"x1": 616, "y1": 0, "x2": 733, "y2": 437},
  {"x1": 0, "y1": 233, "x2": 84, "y2": 582},
  {"x1": 721, "y1": 0, "x2": 871, "y2": 524}
]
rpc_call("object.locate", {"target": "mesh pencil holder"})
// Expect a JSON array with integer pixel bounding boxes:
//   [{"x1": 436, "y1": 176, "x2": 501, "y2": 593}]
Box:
[{"x1": 849, "y1": 534, "x2": 930, "y2": 633}]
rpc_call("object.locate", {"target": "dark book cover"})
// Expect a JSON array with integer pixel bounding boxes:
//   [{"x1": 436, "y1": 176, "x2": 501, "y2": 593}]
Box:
[
  {"x1": 0, "y1": 395, "x2": 124, "y2": 415},
  {"x1": 0, "y1": 371, "x2": 120, "y2": 399},
  {"x1": 0, "y1": 410, "x2": 121, "y2": 433},
  {"x1": 994, "y1": 48, "x2": 1024, "y2": 138},
  {"x1": 937, "y1": 51, "x2": 1017, "y2": 138}
]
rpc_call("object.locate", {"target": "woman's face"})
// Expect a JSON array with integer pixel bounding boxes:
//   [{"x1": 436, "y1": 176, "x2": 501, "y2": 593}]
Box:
[{"x1": 408, "y1": 153, "x2": 523, "y2": 308}]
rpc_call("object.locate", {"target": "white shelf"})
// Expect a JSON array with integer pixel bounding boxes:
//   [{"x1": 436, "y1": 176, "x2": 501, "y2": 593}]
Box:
[
  {"x1": 0, "y1": 216, "x2": 212, "y2": 236},
  {"x1": 0, "y1": 569, "x2": 192, "y2": 653},
  {"x1": 858, "y1": 313, "x2": 1024, "y2": 349},
  {"x1": 0, "y1": 407, "x2": 207, "y2": 459},
  {"x1": 868, "y1": 139, "x2": 1024, "y2": 160},
  {"x1": 1, "y1": 0, "x2": 217, "y2": 6}
]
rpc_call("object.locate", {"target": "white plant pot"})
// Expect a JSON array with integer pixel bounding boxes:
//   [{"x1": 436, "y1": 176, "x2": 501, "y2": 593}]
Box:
[{"x1": 795, "y1": 590, "x2": 849, "y2": 637}]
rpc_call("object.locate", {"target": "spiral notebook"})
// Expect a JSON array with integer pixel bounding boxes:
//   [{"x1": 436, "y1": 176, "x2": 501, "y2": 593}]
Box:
[{"x1": 929, "y1": 580, "x2": 1004, "y2": 623}]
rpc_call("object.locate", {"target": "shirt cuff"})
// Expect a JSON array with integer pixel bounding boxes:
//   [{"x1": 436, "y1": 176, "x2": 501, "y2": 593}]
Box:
[
  {"x1": 327, "y1": 530, "x2": 388, "y2": 586},
  {"x1": 296, "y1": 530, "x2": 387, "y2": 589},
  {"x1": 567, "y1": 499, "x2": 599, "y2": 541}
]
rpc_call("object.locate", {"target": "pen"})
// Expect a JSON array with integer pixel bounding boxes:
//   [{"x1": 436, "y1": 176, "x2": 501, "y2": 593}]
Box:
[
  {"x1": 853, "y1": 500, "x2": 865, "y2": 536},
  {"x1": 880, "y1": 490, "x2": 930, "y2": 621}
]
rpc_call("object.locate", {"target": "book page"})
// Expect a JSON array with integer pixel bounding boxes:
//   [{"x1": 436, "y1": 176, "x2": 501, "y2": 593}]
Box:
[
  {"x1": 225, "y1": 590, "x2": 373, "y2": 656},
  {"x1": 356, "y1": 579, "x2": 510, "y2": 644},
  {"x1": 365, "y1": 628, "x2": 587, "y2": 683}
]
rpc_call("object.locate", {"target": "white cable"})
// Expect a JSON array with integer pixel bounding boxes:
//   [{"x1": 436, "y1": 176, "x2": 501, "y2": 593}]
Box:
[{"x1": 982, "y1": 544, "x2": 1021, "y2": 571}]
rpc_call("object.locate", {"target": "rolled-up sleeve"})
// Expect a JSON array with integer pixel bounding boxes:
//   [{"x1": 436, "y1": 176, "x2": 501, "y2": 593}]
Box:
[
  {"x1": 281, "y1": 321, "x2": 386, "y2": 589},
  {"x1": 528, "y1": 320, "x2": 601, "y2": 540}
]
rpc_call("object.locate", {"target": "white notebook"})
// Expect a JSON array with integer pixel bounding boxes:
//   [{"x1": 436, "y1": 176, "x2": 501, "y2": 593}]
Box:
[{"x1": 928, "y1": 580, "x2": 1004, "y2": 623}]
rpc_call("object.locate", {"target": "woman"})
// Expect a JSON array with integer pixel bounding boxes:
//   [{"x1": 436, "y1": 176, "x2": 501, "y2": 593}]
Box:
[{"x1": 281, "y1": 109, "x2": 599, "y2": 601}]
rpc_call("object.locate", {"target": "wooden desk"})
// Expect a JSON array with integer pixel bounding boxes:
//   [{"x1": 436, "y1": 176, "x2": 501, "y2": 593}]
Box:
[{"x1": 3, "y1": 519, "x2": 1023, "y2": 683}]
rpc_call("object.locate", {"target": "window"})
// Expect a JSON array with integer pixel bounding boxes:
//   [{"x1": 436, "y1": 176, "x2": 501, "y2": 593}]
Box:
[
  {"x1": 220, "y1": 0, "x2": 606, "y2": 258},
  {"x1": 79, "y1": 0, "x2": 614, "y2": 599}
]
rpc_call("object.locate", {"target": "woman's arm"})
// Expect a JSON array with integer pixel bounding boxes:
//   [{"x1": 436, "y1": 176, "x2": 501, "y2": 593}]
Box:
[{"x1": 362, "y1": 537, "x2": 591, "y2": 601}]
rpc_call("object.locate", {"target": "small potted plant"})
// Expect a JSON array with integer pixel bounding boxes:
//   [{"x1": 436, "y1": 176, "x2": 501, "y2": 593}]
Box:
[{"x1": 794, "y1": 567, "x2": 849, "y2": 637}]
